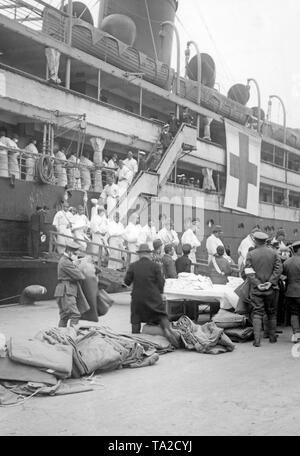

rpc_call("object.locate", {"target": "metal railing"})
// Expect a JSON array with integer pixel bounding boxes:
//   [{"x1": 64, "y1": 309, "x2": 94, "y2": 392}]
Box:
[
  {"x1": 48, "y1": 230, "x2": 240, "y2": 277},
  {"x1": 48, "y1": 230, "x2": 133, "y2": 269},
  {"x1": 0, "y1": 0, "x2": 45, "y2": 30},
  {"x1": 0, "y1": 143, "x2": 117, "y2": 191}
]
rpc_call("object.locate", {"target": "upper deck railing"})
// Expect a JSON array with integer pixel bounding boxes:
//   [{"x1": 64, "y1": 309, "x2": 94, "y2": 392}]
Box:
[
  {"x1": 0, "y1": 0, "x2": 46, "y2": 29},
  {"x1": 0, "y1": 142, "x2": 116, "y2": 191}
]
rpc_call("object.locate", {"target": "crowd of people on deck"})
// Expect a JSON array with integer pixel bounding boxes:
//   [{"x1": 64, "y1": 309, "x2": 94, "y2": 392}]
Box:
[{"x1": 0, "y1": 127, "x2": 142, "y2": 193}]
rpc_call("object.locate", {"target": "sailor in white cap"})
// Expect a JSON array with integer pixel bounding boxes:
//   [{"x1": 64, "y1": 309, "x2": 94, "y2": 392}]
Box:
[
  {"x1": 71, "y1": 205, "x2": 90, "y2": 250},
  {"x1": 123, "y1": 151, "x2": 138, "y2": 180},
  {"x1": 123, "y1": 212, "x2": 142, "y2": 263},
  {"x1": 90, "y1": 205, "x2": 108, "y2": 257},
  {"x1": 54, "y1": 239, "x2": 85, "y2": 327},
  {"x1": 100, "y1": 175, "x2": 120, "y2": 218},
  {"x1": 52, "y1": 202, "x2": 74, "y2": 255},
  {"x1": 283, "y1": 241, "x2": 300, "y2": 342},
  {"x1": 116, "y1": 159, "x2": 133, "y2": 196},
  {"x1": 245, "y1": 231, "x2": 283, "y2": 347}
]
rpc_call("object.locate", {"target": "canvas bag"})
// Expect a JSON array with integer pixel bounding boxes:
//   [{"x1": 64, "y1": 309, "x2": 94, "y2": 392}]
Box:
[{"x1": 97, "y1": 289, "x2": 114, "y2": 316}]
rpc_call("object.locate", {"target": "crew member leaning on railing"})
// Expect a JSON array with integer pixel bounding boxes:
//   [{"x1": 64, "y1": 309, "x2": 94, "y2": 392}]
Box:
[{"x1": 24, "y1": 137, "x2": 39, "y2": 181}]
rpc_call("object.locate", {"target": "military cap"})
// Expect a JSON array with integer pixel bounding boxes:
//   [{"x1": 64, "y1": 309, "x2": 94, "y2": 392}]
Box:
[{"x1": 253, "y1": 231, "x2": 269, "y2": 241}]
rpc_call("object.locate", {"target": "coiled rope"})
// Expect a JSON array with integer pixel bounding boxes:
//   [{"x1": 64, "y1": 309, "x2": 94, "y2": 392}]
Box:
[{"x1": 35, "y1": 155, "x2": 54, "y2": 184}]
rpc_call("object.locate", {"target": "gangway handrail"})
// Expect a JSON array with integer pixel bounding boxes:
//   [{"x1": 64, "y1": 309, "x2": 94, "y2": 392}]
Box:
[{"x1": 48, "y1": 230, "x2": 133, "y2": 269}]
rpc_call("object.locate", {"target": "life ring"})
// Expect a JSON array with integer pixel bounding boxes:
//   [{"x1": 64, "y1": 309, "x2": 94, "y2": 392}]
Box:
[{"x1": 35, "y1": 155, "x2": 54, "y2": 184}]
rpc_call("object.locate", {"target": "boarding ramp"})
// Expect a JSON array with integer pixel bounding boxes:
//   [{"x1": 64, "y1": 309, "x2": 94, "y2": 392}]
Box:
[{"x1": 112, "y1": 123, "x2": 197, "y2": 221}]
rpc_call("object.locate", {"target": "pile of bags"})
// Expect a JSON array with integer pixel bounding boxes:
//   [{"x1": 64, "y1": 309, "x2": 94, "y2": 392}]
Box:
[
  {"x1": 212, "y1": 309, "x2": 254, "y2": 342},
  {"x1": 0, "y1": 326, "x2": 175, "y2": 406}
]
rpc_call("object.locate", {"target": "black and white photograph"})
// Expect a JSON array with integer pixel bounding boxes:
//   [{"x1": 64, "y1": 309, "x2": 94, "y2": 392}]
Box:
[{"x1": 0, "y1": 0, "x2": 299, "y2": 440}]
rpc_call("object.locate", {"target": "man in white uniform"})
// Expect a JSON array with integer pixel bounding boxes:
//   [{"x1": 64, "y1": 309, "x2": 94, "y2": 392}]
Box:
[
  {"x1": 52, "y1": 202, "x2": 74, "y2": 254},
  {"x1": 141, "y1": 220, "x2": 157, "y2": 250},
  {"x1": 123, "y1": 213, "x2": 142, "y2": 263},
  {"x1": 117, "y1": 160, "x2": 133, "y2": 197},
  {"x1": 107, "y1": 153, "x2": 118, "y2": 171},
  {"x1": 237, "y1": 228, "x2": 256, "y2": 270},
  {"x1": 71, "y1": 205, "x2": 90, "y2": 250},
  {"x1": 24, "y1": 137, "x2": 39, "y2": 182},
  {"x1": 53, "y1": 143, "x2": 68, "y2": 187},
  {"x1": 67, "y1": 152, "x2": 81, "y2": 189},
  {"x1": 90, "y1": 205, "x2": 108, "y2": 259},
  {"x1": 206, "y1": 225, "x2": 230, "y2": 263},
  {"x1": 100, "y1": 175, "x2": 119, "y2": 218},
  {"x1": 80, "y1": 153, "x2": 93, "y2": 191},
  {"x1": 158, "y1": 218, "x2": 179, "y2": 260},
  {"x1": 124, "y1": 151, "x2": 138, "y2": 184},
  {"x1": 0, "y1": 129, "x2": 10, "y2": 178},
  {"x1": 107, "y1": 212, "x2": 125, "y2": 270},
  {"x1": 7, "y1": 133, "x2": 20, "y2": 179},
  {"x1": 181, "y1": 218, "x2": 201, "y2": 267}
]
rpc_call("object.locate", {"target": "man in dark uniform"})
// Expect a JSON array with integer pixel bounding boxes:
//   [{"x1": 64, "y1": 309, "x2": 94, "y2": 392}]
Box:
[
  {"x1": 175, "y1": 244, "x2": 192, "y2": 274},
  {"x1": 124, "y1": 243, "x2": 180, "y2": 347},
  {"x1": 54, "y1": 240, "x2": 85, "y2": 327},
  {"x1": 245, "y1": 231, "x2": 283, "y2": 347},
  {"x1": 283, "y1": 241, "x2": 300, "y2": 343},
  {"x1": 168, "y1": 112, "x2": 180, "y2": 137},
  {"x1": 30, "y1": 206, "x2": 45, "y2": 258},
  {"x1": 162, "y1": 244, "x2": 177, "y2": 278},
  {"x1": 159, "y1": 124, "x2": 173, "y2": 153}
]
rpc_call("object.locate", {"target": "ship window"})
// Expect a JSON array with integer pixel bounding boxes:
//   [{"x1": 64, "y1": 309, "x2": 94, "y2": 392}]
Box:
[
  {"x1": 274, "y1": 147, "x2": 285, "y2": 167},
  {"x1": 287, "y1": 152, "x2": 300, "y2": 172},
  {"x1": 289, "y1": 191, "x2": 300, "y2": 208},
  {"x1": 273, "y1": 186, "x2": 285, "y2": 205},
  {"x1": 260, "y1": 184, "x2": 272, "y2": 203},
  {"x1": 261, "y1": 142, "x2": 274, "y2": 164}
]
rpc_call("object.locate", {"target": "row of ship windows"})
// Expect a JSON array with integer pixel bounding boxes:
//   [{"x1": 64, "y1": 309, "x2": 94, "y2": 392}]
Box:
[
  {"x1": 260, "y1": 183, "x2": 300, "y2": 208},
  {"x1": 261, "y1": 141, "x2": 300, "y2": 172}
]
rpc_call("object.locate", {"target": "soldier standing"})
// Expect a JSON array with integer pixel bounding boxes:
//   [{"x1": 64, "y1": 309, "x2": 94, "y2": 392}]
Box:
[
  {"x1": 54, "y1": 240, "x2": 85, "y2": 327},
  {"x1": 245, "y1": 232, "x2": 283, "y2": 347}
]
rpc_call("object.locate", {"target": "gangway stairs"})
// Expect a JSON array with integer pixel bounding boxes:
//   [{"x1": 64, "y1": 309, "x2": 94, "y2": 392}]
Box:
[{"x1": 113, "y1": 124, "x2": 198, "y2": 221}]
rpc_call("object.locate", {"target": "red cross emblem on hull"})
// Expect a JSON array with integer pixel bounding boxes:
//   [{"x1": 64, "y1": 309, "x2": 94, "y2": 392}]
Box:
[{"x1": 229, "y1": 132, "x2": 258, "y2": 209}]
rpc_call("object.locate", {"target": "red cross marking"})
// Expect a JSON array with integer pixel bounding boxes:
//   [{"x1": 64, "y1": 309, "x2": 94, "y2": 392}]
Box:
[{"x1": 229, "y1": 132, "x2": 257, "y2": 209}]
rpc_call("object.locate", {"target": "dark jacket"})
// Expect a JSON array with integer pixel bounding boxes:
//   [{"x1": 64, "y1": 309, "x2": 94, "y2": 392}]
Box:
[
  {"x1": 208, "y1": 256, "x2": 232, "y2": 285},
  {"x1": 169, "y1": 118, "x2": 180, "y2": 137},
  {"x1": 124, "y1": 257, "x2": 166, "y2": 324},
  {"x1": 162, "y1": 254, "x2": 177, "y2": 278},
  {"x1": 245, "y1": 246, "x2": 282, "y2": 292},
  {"x1": 175, "y1": 254, "x2": 192, "y2": 274},
  {"x1": 159, "y1": 131, "x2": 172, "y2": 150},
  {"x1": 30, "y1": 210, "x2": 45, "y2": 233},
  {"x1": 54, "y1": 255, "x2": 85, "y2": 298},
  {"x1": 283, "y1": 256, "x2": 300, "y2": 297}
]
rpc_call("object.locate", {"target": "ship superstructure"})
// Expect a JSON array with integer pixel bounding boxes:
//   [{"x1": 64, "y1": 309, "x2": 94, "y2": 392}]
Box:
[{"x1": 0, "y1": 0, "x2": 299, "y2": 299}]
